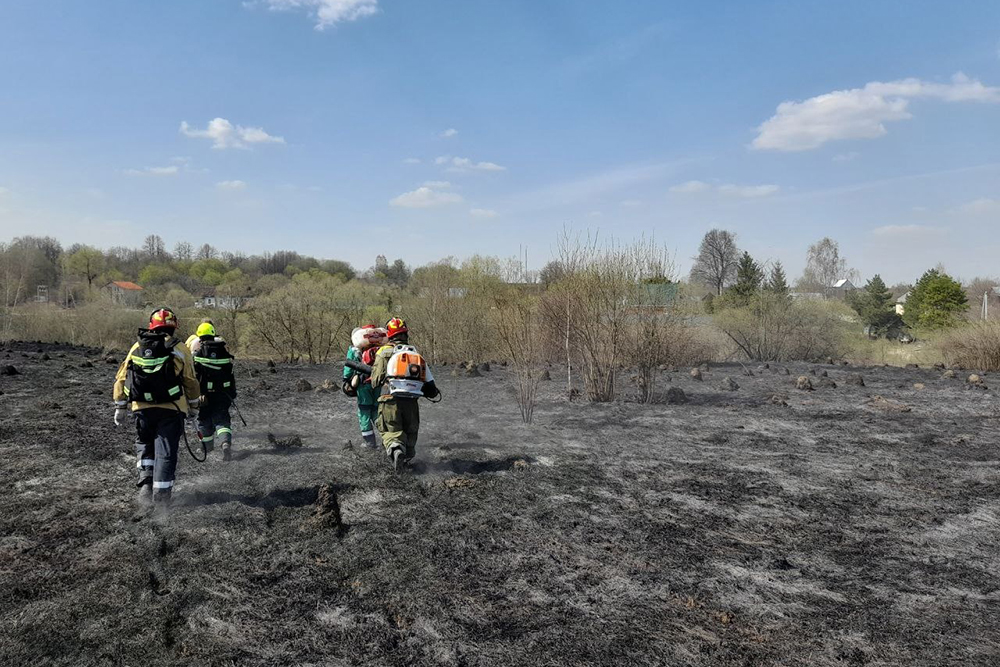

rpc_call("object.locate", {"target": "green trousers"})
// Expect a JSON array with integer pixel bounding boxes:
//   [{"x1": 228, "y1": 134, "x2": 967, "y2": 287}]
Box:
[{"x1": 376, "y1": 396, "x2": 420, "y2": 460}]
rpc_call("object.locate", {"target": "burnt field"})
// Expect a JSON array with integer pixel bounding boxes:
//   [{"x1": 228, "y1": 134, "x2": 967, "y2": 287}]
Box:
[{"x1": 2, "y1": 341, "x2": 1000, "y2": 666}]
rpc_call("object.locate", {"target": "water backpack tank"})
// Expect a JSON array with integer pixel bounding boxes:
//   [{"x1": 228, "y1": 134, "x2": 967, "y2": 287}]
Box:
[
  {"x1": 194, "y1": 338, "x2": 236, "y2": 395},
  {"x1": 351, "y1": 326, "x2": 388, "y2": 350},
  {"x1": 126, "y1": 330, "x2": 183, "y2": 404},
  {"x1": 386, "y1": 345, "x2": 428, "y2": 397}
]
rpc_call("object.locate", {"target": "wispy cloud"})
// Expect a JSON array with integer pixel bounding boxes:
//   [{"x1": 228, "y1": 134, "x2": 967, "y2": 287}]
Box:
[
  {"x1": 439, "y1": 128, "x2": 458, "y2": 139},
  {"x1": 668, "y1": 180, "x2": 711, "y2": 194},
  {"x1": 833, "y1": 152, "x2": 860, "y2": 162},
  {"x1": 872, "y1": 224, "x2": 944, "y2": 237},
  {"x1": 181, "y1": 118, "x2": 285, "y2": 149},
  {"x1": 669, "y1": 180, "x2": 779, "y2": 197},
  {"x1": 718, "y1": 184, "x2": 780, "y2": 198},
  {"x1": 125, "y1": 165, "x2": 179, "y2": 176},
  {"x1": 435, "y1": 156, "x2": 506, "y2": 172},
  {"x1": 957, "y1": 197, "x2": 1000, "y2": 215},
  {"x1": 256, "y1": 0, "x2": 379, "y2": 30},
  {"x1": 216, "y1": 180, "x2": 248, "y2": 191},
  {"x1": 753, "y1": 73, "x2": 1000, "y2": 151},
  {"x1": 390, "y1": 185, "x2": 463, "y2": 208},
  {"x1": 470, "y1": 208, "x2": 499, "y2": 218},
  {"x1": 422, "y1": 180, "x2": 452, "y2": 188}
]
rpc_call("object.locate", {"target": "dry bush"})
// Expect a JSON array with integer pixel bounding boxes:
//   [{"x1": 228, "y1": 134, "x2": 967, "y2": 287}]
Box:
[
  {"x1": 1, "y1": 299, "x2": 159, "y2": 351},
  {"x1": 488, "y1": 281, "x2": 544, "y2": 423},
  {"x1": 630, "y1": 318, "x2": 720, "y2": 403},
  {"x1": 244, "y1": 276, "x2": 366, "y2": 363},
  {"x1": 715, "y1": 296, "x2": 850, "y2": 362},
  {"x1": 939, "y1": 322, "x2": 1000, "y2": 371},
  {"x1": 551, "y1": 231, "x2": 675, "y2": 402}
]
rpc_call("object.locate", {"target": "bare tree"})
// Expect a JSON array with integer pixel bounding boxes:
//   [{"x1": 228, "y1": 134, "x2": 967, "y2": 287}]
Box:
[
  {"x1": 799, "y1": 237, "x2": 857, "y2": 296},
  {"x1": 690, "y1": 229, "x2": 739, "y2": 296},
  {"x1": 142, "y1": 235, "x2": 167, "y2": 260},
  {"x1": 173, "y1": 241, "x2": 193, "y2": 262},
  {"x1": 196, "y1": 243, "x2": 218, "y2": 261}
]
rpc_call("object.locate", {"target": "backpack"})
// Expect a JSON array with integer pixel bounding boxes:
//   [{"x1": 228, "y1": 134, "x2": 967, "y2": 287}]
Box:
[
  {"x1": 126, "y1": 329, "x2": 183, "y2": 404},
  {"x1": 194, "y1": 338, "x2": 236, "y2": 395},
  {"x1": 385, "y1": 345, "x2": 428, "y2": 397}
]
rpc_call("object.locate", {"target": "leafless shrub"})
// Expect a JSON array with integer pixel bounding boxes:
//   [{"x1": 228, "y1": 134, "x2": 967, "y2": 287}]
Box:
[
  {"x1": 244, "y1": 276, "x2": 365, "y2": 363},
  {"x1": 715, "y1": 295, "x2": 849, "y2": 362},
  {"x1": 487, "y1": 271, "x2": 544, "y2": 424},
  {"x1": 549, "y1": 230, "x2": 676, "y2": 402},
  {"x1": 939, "y1": 322, "x2": 1000, "y2": 371},
  {"x1": 631, "y1": 318, "x2": 718, "y2": 403}
]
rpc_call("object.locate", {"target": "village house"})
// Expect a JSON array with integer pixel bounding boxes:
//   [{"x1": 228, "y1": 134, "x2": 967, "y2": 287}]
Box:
[{"x1": 105, "y1": 280, "x2": 144, "y2": 307}]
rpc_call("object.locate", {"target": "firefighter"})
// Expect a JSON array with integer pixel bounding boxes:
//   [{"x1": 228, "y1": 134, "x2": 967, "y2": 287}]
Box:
[
  {"x1": 113, "y1": 308, "x2": 200, "y2": 511},
  {"x1": 369, "y1": 317, "x2": 439, "y2": 470},
  {"x1": 342, "y1": 324, "x2": 383, "y2": 449},
  {"x1": 188, "y1": 321, "x2": 237, "y2": 461}
]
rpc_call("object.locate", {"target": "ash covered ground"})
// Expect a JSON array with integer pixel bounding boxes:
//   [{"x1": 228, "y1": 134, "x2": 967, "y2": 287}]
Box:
[{"x1": 2, "y1": 341, "x2": 999, "y2": 666}]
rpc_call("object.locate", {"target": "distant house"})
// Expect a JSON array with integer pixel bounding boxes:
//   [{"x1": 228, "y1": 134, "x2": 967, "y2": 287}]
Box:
[
  {"x1": 895, "y1": 292, "x2": 909, "y2": 316},
  {"x1": 106, "y1": 281, "x2": 144, "y2": 307},
  {"x1": 195, "y1": 288, "x2": 248, "y2": 310},
  {"x1": 830, "y1": 279, "x2": 858, "y2": 299}
]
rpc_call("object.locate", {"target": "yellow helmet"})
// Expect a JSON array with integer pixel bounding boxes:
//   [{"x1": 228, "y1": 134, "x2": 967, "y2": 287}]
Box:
[{"x1": 196, "y1": 322, "x2": 216, "y2": 338}]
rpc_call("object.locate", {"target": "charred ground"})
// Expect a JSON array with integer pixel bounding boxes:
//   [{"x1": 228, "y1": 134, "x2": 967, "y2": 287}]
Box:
[{"x1": 1, "y1": 341, "x2": 999, "y2": 666}]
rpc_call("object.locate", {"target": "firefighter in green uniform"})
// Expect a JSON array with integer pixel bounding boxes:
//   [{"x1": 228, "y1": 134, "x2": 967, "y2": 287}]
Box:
[
  {"x1": 342, "y1": 324, "x2": 382, "y2": 449},
  {"x1": 369, "y1": 317, "x2": 439, "y2": 470}
]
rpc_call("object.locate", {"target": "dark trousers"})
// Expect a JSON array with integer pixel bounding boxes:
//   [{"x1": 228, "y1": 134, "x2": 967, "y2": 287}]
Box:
[
  {"x1": 197, "y1": 394, "x2": 233, "y2": 452},
  {"x1": 134, "y1": 408, "x2": 184, "y2": 496}
]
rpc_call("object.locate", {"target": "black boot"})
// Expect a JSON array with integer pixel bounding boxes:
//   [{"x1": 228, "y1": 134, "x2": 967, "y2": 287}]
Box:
[
  {"x1": 152, "y1": 488, "x2": 173, "y2": 518},
  {"x1": 135, "y1": 479, "x2": 153, "y2": 507},
  {"x1": 222, "y1": 445, "x2": 232, "y2": 462}
]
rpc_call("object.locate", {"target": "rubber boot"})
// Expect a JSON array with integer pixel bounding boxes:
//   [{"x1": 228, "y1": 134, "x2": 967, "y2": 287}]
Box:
[
  {"x1": 362, "y1": 432, "x2": 378, "y2": 449},
  {"x1": 152, "y1": 488, "x2": 173, "y2": 519},
  {"x1": 135, "y1": 479, "x2": 153, "y2": 508},
  {"x1": 222, "y1": 445, "x2": 232, "y2": 462},
  {"x1": 389, "y1": 445, "x2": 405, "y2": 472}
]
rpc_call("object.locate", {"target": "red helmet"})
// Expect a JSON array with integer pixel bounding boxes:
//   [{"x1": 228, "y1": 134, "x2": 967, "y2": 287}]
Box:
[
  {"x1": 385, "y1": 317, "x2": 408, "y2": 340},
  {"x1": 149, "y1": 308, "x2": 178, "y2": 332}
]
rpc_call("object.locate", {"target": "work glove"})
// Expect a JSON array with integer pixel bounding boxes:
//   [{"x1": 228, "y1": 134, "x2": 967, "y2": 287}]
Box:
[{"x1": 114, "y1": 406, "x2": 128, "y2": 427}]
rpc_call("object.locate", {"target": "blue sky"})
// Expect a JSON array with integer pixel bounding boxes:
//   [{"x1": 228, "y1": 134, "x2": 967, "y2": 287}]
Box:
[{"x1": 0, "y1": 0, "x2": 998, "y2": 284}]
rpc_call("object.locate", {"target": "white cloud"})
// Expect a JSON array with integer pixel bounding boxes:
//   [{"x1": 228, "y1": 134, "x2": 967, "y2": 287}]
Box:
[
  {"x1": 258, "y1": 0, "x2": 378, "y2": 30},
  {"x1": 872, "y1": 224, "x2": 943, "y2": 237},
  {"x1": 440, "y1": 128, "x2": 458, "y2": 138},
  {"x1": 753, "y1": 73, "x2": 1000, "y2": 151},
  {"x1": 180, "y1": 118, "x2": 285, "y2": 149},
  {"x1": 435, "y1": 156, "x2": 507, "y2": 172},
  {"x1": 422, "y1": 180, "x2": 452, "y2": 188},
  {"x1": 390, "y1": 185, "x2": 463, "y2": 208},
  {"x1": 402, "y1": 157, "x2": 421, "y2": 164},
  {"x1": 668, "y1": 180, "x2": 711, "y2": 194},
  {"x1": 128, "y1": 165, "x2": 179, "y2": 176},
  {"x1": 470, "y1": 208, "x2": 498, "y2": 218},
  {"x1": 957, "y1": 197, "x2": 1000, "y2": 215},
  {"x1": 216, "y1": 180, "x2": 248, "y2": 191},
  {"x1": 718, "y1": 184, "x2": 780, "y2": 198},
  {"x1": 669, "y1": 180, "x2": 779, "y2": 197}
]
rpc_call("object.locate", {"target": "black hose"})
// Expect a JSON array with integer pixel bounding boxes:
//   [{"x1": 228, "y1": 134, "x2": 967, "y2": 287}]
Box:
[{"x1": 172, "y1": 402, "x2": 207, "y2": 463}]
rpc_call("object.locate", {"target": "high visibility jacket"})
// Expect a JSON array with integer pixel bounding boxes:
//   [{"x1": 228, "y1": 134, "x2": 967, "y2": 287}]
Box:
[{"x1": 113, "y1": 336, "x2": 201, "y2": 413}]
